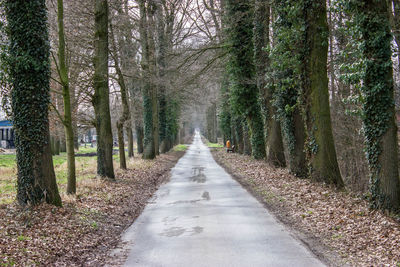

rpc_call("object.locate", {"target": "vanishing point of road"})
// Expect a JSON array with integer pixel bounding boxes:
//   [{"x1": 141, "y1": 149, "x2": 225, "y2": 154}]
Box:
[{"x1": 122, "y1": 132, "x2": 325, "y2": 267}]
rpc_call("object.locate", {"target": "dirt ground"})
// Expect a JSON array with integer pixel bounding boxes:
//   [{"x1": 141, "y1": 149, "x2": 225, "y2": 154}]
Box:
[
  {"x1": 0, "y1": 150, "x2": 185, "y2": 266},
  {"x1": 211, "y1": 148, "x2": 400, "y2": 267}
]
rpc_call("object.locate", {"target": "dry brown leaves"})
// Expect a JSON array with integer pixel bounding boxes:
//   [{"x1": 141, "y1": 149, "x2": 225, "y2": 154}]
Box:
[
  {"x1": 212, "y1": 149, "x2": 400, "y2": 267},
  {"x1": 0, "y1": 151, "x2": 184, "y2": 266}
]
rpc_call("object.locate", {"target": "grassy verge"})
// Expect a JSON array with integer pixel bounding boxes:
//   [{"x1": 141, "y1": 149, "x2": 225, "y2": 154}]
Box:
[
  {"x1": 207, "y1": 142, "x2": 223, "y2": 148},
  {"x1": 173, "y1": 144, "x2": 188, "y2": 152},
  {"x1": 0, "y1": 153, "x2": 98, "y2": 205}
]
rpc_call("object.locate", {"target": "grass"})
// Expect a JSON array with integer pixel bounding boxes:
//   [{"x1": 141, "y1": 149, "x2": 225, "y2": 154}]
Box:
[
  {"x1": 173, "y1": 144, "x2": 188, "y2": 152},
  {"x1": 0, "y1": 144, "x2": 151, "y2": 204},
  {"x1": 0, "y1": 150, "x2": 99, "y2": 205},
  {"x1": 0, "y1": 142, "x2": 174, "y2": 204},
  {"x1": 0, "y1": 155, "x2": 17, "y2": 168},
  {"x1": 76, "y1": 146, "x2": 97, "y2": 154},
  {"x1": 207, "y1": 142, "x2": 223, "y2": 148}
]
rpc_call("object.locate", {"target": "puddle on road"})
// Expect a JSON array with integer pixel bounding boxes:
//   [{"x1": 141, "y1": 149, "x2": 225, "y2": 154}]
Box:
[
  {"x1": 202, "y1": 191, "x2": 210, "y2": 200},
  {"x1": 192, "y1": 166, "x2": 205, "y2": 175},
  {"x1": 169, "y1": 199, "x2": 201, "y2": 205},
  {"x1": 191, "y1": 166, "x2": 206, "y2": 183},
  {"x1": 159, "y1": 227, "x2": 186, "y2": 237},
  {"x1": 159, "y1": 226, "x2": 204, "y2": 237},
  {"x1": 191, "y1": 226, "x2": 203, "y2": 235},
  {"x1": 162, "y1": 216, "x2": 179, "y2": 225}
]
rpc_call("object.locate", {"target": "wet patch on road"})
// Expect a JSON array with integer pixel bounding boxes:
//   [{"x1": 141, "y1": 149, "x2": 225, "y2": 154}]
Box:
[
  {"x1": 162, "y1": 216, "x2": 179, "y2": 225},
  {"x1": 202, "y1": 191, "x2": 210, "y2": 200},
  {"x1": 168, "y1": 199, "x2": 202, "y2": 205},
  {"x1": 190, "y1": 226, "x2": 203, "y2": 235},
  {"x1": 190, "y1": 166, "x2": 207, "y2": 183},
  {"x1": 159, "y1": 227, "x2": 186, "y2": 237},
  {"x1": 159, "y1": 226, "x2": 204, "y2": 237}
]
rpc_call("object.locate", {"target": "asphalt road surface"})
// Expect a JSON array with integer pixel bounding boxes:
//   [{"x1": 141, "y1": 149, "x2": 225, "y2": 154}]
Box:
[{"x1": 123, "y1": 131, "x2": 325, "y2": 267}]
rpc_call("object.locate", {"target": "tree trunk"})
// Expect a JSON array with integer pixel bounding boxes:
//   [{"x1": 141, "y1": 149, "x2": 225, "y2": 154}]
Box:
[
  {"x1": 110, "y1": 23, "x2": 130, "y2": 170},
  {"x1": 289, "y1": 111, "x2": 307, "y2": 177},
  {"x1": 127, "y1": 124, "x2": 134, "y2": 158},
  {"x1": 155, "y1": 0, "x2": 169, "y2": 154},
  {"x1": 6, "y1": 0, "x2": 62, "y2": 206},
  {"x1": 243, "y1": 121, "x2": 251, "y2": 156},
  {"x1": 254, "y1": 0, "x2": 285, "y2": 167},
  {"x1": 57, "y1": 0, "x2": 77, "y2": 194},
  {"x1": 139, "y1": 0, "x2": 156, "y2": 159},
  {"x1": 233, "y1": 116, "x2": 244, "y2": 154},
  {"x1": 92, "y1": 0, "x2": 115, "y2": 178},
  {"x1": 303, "y1": 0, "x2": 344, "y2": 187},
  {"x1": 225, "y1": 0, "x2": 266, "y2": 159},
  {"x1": 136, "y1": 124, "x2": 144, "y2": 154},
  {"x1": 148, "y1": 1, "x2": 159, "y2": 156},
  {"x1": 55, "y1": 137, "x2": 60, "y2": 155},
  {"x1": 360, "y1": 0, "x2": 400, "y2": 210}
]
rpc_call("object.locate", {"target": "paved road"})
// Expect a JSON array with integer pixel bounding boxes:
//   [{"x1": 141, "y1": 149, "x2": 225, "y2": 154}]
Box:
[{"x1": 123, "y1": 132, "x2": 324, "y2": 267}]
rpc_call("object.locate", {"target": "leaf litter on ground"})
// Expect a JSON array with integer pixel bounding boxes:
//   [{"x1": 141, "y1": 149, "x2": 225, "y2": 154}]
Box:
[{"x1": 212, "y1": 148, "x2": 400, "y2": 267}]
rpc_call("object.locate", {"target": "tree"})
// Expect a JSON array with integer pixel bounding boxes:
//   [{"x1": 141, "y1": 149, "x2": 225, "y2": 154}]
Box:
[
  {"x1": 5, "y1": 0, "x2": 62, "y2": 206},
  {"x1": 139, "y1": 0, "x2": 158, "y2": 159},
  {"x1": 254, "y1": 0, "x2": 285, "y2": 167},
  {"x1": 57, "y1": 0, "x2": 77, "y2": 194},
  {"x1": 110, "y1": 20, "x2": 130, "y2": 170},
  {"x1": 92, "y1": 0, "x2": 115, "y2": 178},
  {"x1": 302, "y1": 0, "x2": 344, "y2": 187},
  {"x1": 356, "y1": 0, "x2": 400, "y2": 210},
  {"x1": 269, "y1": 0, "x2": 307, "y2": 177},
  {"x1": 225, "y1": 0, "x2": 266, "y2": 159}
]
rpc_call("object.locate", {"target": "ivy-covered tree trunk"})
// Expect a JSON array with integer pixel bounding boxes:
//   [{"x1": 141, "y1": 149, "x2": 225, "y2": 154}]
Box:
[
  {"x1": 148, "y1": 0, "x2": 159, "y2": 156},
  {"x1": 92, "y1": 0, "x2": 115, "y2": 178},
  {"x1": 219, "y1": 73, "x2": 232, "y2": 145},
  {"x1": 290, "y1": 111, "x2": 307, "y2": 176},
  {"x1": 270, "y1": 0, "x2": 307, "y2": 177},
  {"x1": 225, "y1": 0, "x2": 266, "y2": 159},
  {"x1": 6, "y1": 0, "x2": 62, "y2": 206},
  {"x1": 155, "y1": 0, "x2": 169, "y2": 154},
  {"x1": 58, "y1": 0, "x2": 77, "y2": 194},
  {"x1": 233, "y1": 115, "x2": 244, "y2": 154},
  {"x1": 303, "y1": 0, "x2": 343, "y2": 187},
  {"x1": 358, "y1": 0, "x2": 400, "y2": 210},
  {"x1": 139, "y1": 0, "x2": 157, "y2": 159},
  {"x1": 243, "y1": 121, "x2": 251, "y2": 156},
  {"x1": 254, "y1": 0, "x2": 285, "y2": 167},
  {"x1": 206, "y1": 103, "x2": 218, "y2": 143}
]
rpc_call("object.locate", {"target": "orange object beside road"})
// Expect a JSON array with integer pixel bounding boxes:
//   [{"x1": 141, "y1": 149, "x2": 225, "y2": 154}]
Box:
[{"x1": 226, "y1": 140, "x2": 231, "y2": 148}]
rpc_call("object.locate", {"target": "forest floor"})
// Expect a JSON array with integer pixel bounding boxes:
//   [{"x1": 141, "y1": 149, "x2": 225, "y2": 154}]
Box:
[
  {"x1": 0, "y1": 146, "x2": 186, "y2": 266},
  {"x1": 211, "y1": 148, "x2": 400, "y2": 267}
]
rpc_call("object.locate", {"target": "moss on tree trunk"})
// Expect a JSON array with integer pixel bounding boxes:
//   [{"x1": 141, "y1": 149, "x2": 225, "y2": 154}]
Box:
[
  {"x1": 303, "y1": 0, "x2": 343, "y2": 187},
  {"x1": 358, "y1": 0, "x2": 400, "y2": 210}
]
